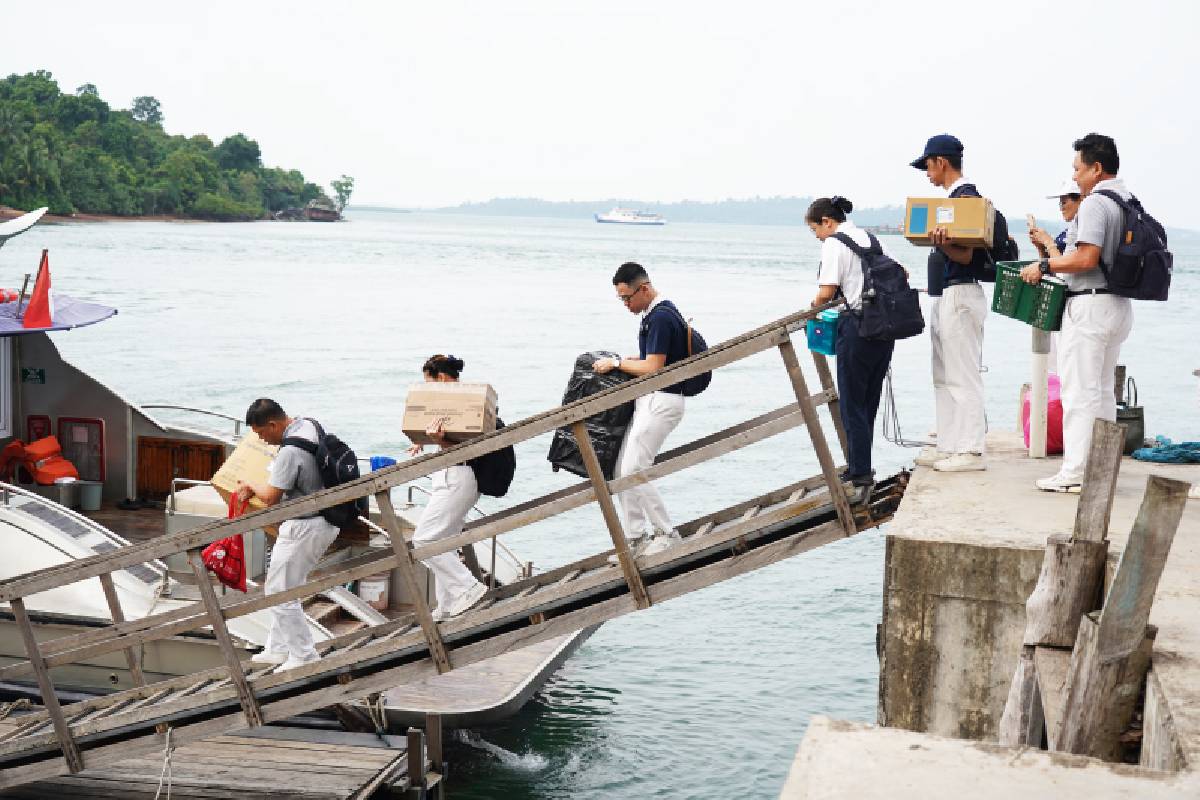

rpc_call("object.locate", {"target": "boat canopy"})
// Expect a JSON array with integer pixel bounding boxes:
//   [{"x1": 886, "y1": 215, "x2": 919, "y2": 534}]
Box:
[{"x1": 0, "y1": 295, "x2": 117, "y2": 336}]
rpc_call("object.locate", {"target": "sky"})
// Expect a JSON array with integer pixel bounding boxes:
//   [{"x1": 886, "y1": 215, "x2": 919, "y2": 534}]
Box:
[{"x1": 3, "y1": 1, "x2": 1199, "y2": 226}]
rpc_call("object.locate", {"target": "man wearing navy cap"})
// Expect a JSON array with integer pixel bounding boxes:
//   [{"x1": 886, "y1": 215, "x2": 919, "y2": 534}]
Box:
[{"x1": 910, "y1": 134, "x2": 988, "y2": 472}]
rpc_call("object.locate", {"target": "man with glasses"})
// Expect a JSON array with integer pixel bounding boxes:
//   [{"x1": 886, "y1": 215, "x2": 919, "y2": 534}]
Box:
[{"x1": 593, "y1": 262, "x2": 688, "y2": 558}]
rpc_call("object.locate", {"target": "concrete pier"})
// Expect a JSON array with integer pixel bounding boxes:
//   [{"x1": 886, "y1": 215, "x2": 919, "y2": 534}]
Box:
[{"x1": 781, "y1": 431, "x2": 1200, "y2": 796}]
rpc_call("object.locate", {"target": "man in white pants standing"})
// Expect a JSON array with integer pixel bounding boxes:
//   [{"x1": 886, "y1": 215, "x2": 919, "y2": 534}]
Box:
[
  {"x1": 237, "y1": 399, "x2": 340, "y2": 671},
  {"x1": 911, "y1": 134, "x2": 989, "y2": 472},
  {"x1": 1020, "y1": 133, "x2": 1133, "y2": 492},
  {"x1": 594, "y1": 262, "x2": 688, "y2": 558}
]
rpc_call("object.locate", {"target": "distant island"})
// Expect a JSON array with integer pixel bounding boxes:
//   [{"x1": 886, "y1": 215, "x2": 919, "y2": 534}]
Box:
[
  {"x1": 0, "y1": 71, "x2": 353, "y2": 222},
  {"x1": 435, "y1": 196, "x2": 906, "y2": 227}
]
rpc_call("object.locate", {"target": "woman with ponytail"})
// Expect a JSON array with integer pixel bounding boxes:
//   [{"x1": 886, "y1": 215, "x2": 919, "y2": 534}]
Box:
[
  {"x1": 805, "y1": 196, "x2": 896, "y2": 502},
  {"x1": 406, "y1": 354, "x2": 489, "y2": 619}
]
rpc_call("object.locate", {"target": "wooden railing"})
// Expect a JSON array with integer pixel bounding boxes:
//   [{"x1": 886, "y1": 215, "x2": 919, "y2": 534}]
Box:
[{"x1": 0, "y1": 302, "x2": 851, "y2": 773}]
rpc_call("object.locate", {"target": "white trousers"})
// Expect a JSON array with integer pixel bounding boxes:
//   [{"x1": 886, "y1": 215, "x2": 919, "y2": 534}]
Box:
[
  {"x1": 615, "y1": 391, "x2": 684, "y2": 539},
  {"x1": 414, "y1": 466, "x2": 483, "y2": 613},
  {"x1": 265, "y1": 515, "x2": 339, "y2": 661},
  {"x1": 932, "y1": 283, "x2": 988, "y2": 455},
  {"x1": 1059, "y1": 294, "x2": 1133, "y2": 479}
]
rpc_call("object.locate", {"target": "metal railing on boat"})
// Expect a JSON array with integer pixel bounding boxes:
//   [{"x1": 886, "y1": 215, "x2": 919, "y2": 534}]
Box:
[{"x1": 0, "y1": 301, "x2": 906, "y2": 789}]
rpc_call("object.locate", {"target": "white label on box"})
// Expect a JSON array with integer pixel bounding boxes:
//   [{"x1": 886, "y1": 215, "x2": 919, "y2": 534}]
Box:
[{"x1": 936, "y1": 206, "x2": 955, "y2": 224}]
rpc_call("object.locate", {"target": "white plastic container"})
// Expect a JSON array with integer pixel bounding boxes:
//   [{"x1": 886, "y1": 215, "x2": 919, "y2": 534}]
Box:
[{"x1": 356, "y1": 572, "x2": 390, "y2": 612}]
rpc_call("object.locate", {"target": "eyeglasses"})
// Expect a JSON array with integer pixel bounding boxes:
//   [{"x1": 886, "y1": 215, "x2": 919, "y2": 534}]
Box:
[{"x1": 618, "y1": 284, "x2": 645, "y2": 304}]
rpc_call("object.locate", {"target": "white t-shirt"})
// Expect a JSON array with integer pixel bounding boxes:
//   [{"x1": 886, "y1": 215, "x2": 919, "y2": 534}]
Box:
[{"x1": 817, "y1": 220, "x2": 898, "y2": 310}]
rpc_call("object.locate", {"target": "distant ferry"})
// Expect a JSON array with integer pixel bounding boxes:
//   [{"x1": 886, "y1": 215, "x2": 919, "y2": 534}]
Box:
[{"x1": 594, "y1": 207, "x2": 666, "y2": 225}]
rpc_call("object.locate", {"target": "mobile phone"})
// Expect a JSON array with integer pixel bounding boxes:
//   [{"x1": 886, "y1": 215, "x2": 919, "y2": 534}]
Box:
[{"x1": 1025, "y1": 213, "x2": 1037, "y2": 229}]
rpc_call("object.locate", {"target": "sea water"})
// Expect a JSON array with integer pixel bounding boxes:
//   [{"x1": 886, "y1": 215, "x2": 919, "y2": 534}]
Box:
[{"x1": 5, "y1": 210, "x2": 1196, "y2": 798}]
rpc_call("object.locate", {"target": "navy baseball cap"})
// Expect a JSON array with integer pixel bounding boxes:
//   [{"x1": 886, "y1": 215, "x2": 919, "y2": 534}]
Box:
[{"x1": 910, "y1": 134, "x2": 964, "y2": 169}]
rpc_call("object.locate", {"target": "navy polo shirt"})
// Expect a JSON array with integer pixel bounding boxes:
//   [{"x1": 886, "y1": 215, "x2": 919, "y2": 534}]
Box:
[
  {"x1": 942, "y1": 182, "x2": 992, "y2": 285},
  {"x1": 639, "y1": 299, "x2": 690, "y2": 394}
]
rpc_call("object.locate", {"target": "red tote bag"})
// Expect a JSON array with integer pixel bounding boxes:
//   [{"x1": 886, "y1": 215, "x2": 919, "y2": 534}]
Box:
[{"x1": 202, "y1": 494, "x2": 249, "y2": 592}]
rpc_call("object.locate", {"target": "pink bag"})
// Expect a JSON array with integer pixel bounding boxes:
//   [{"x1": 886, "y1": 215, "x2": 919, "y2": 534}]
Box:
[{"x1": 1022, "y1": 374, "x2": 1064, "y2": 454}]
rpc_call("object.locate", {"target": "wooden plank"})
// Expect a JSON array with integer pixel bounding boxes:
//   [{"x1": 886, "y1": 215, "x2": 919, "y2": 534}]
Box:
[
  {"x1": 97, "y1": 573, "x2": 146, "y2": 688},
  {"x1": 406, "y1": 728, "x2": 425, "y2": 791},
  {"x1": 9, "y1": 598, "x2": 83, "y2": 774},
  {"x1": 570, "y1": 420, "x2": 650, "y2": 610},
  {"x1": 1021, "y1": 534, "x2": 1108, "y2": 648},
  {"x1": 415, "y1": 399, "x2": 819, "y2": 561},
  {"x1": 997, "y1": 646, "x2": 1042, "y2": 747},
  {"x1": 809, "y1": 350, "x2": 849, "y2": 461},
  {"x1": 1095, "y1": 475, "x2": 1189, "y2": 662},
  {"x1": 777, "y1": 338, "x2": 856, "y2": 537},
  {"x1": 185, "y1": 551, "x2": 263, "y2": 727},
  {"x1": 0, "y1": 307, "x2": 820, "y2": 603},
  {"x1": 1034, "y1": 645, "x2": 1072, "y2": 749},
  {"x1": 0, "y1": 482, "x2": 901, "y2": 788},
  {"x1": 375, "y1": 492, "x2": 452, "y2": 674},
  {"x1": 1071, "y1": 419, "x2": 1126, "y2": 543},
  {"x1": 426, "y1": 713, "x2": 443, "y2": 769}
]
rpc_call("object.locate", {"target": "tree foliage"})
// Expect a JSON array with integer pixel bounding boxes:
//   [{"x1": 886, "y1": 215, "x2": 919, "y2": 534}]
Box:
[
  {"x1": 330, "y1": 174, "x2": 354, "y2": 212},
  {"x1": 0, "y1": 72, "x2": 335, "y2": 220}
]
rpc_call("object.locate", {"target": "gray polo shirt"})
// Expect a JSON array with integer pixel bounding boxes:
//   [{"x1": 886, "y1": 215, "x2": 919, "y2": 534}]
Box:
[
  {"x1": 268, "y1": 418, "x2": 324, "y2": 504},
  {"x1": 1067, "y1": 177, "x2": 1130, "y2": 292}
]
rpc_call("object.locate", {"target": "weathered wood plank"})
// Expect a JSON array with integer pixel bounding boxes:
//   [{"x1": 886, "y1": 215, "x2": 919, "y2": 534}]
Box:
[
  {"x1": 1021, "y1": 534, "x2": 1108, "y2": 648},
  {"x1": 997, "y1": 646, "x2": 1043, "y2": 747},
  {"x1": 0, "y1": 305, "x2": 830, "y2": 603},
  {"x1": 97, "y1": 573, "x2": 146, "y2": 688},
  {"x1": 185, "y1": 551, "x2": 263, "y2": 728},
  {"x1": 376, "y1": 491, "x2": 452, "y2": 674},
  {"x1": 1095, "y1": 476, "x2": 1189, "y2": 662},
  {"x1": 809, "y1": 350, "x2": 849, "y2": 461},
  {"x1": 571, "y1": 420, "x2": 650, "y2": 609},
  {"x1": 9, "y1": 598, "x2": 83, "y2": 773},
  {"x1": 777, "y1": 338, "x2": 856, "y2": 537},
  {"x1": 1034, "y1": 645, "x2": 1072, "y2": 749},
  {"x1": 1071, "y1": 419, "x2": 1125, "y2": 543}
]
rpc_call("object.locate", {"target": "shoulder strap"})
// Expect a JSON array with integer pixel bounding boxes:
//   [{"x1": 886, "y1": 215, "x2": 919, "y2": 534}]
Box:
[
  {"x1": 1094, "y1": 189, "x2": 1132, "y2": 213},
  {"x1": 281, "y1": 417, "x2": 323, "y2": 455},
  {"x1": 831, "y1": 232, "x2": 869, "y2": 258},
  {"x1": 662, "y1": 303, "x2": 697, "y2": 357},
  {"x1": 831, "y1": 232, "x2": 883, "y2": 295},
  {"x1": 949, "y1": 183, "x2": 980, "y2": 198}
]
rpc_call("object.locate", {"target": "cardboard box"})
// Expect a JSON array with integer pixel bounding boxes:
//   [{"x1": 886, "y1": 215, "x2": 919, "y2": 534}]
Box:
[
  {"x1": 904, "y1": 196, "x2": 995, "y2": 248},
  {"x1": 210, "y1": 431, "x2": 280, "y2": 534},
  {"x1": 403, "y1": 382, "x2": 497, "y2": 445}
]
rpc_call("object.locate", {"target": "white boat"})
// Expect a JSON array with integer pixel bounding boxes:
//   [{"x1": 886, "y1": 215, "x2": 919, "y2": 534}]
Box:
[
  {"x1": 0, "y1": 207, "x2": 595, "y2": 729},
  {"x1": 594, "y1": 207, "x2": 666, "y2": 225}
]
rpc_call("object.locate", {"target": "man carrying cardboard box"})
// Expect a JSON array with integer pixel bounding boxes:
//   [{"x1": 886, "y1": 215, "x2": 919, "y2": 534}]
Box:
[
  {"x1": 910, "y1": 134, "x2": 988, "y2": 473},
  {"x1": 236, "y1": 399, "x2": 340, "y2": 671}
]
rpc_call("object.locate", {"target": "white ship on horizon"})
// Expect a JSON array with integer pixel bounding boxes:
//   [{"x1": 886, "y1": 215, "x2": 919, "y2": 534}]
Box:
[{"x1": 594, "y1": 207, "x2": 666, "y2": 225}]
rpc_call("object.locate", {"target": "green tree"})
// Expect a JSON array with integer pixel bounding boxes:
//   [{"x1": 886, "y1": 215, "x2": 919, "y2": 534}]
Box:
[
  {"x1": 130, "y1": 95, "x2": 162, "y2": 125},
  {"x1": 215, "y1": 133, "x2": 261, "y2": 171},
  {"x1": 330, "y1": 174, "x2": 354, "y2": 213}
]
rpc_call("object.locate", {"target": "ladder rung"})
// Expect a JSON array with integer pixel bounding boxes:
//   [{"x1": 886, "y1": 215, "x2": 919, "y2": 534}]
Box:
[
  {"x1": 555, "y1": 569, "x2": 583, "y2": 587},
  {"x1": 695, "y1": 521, "x2": 716, "y2": 537},
  {"x1": 178, "y1": 678, "x2": 215, "y2": 698},
  {"x1": 740, "y1": 505, "x2": 761, "y2": 521},
  {"x1": 75, "y1": 697, "x2": 139, "y2": 726},
  {"x1": 788, "y1": 487, "x2": 809, "y2": 503},
  {"x1": 515, "y1": 584, "x2": 539, "y2": 600},
  {"x1": 474, "y1": 597, "x2": 497, "y2": 611}
]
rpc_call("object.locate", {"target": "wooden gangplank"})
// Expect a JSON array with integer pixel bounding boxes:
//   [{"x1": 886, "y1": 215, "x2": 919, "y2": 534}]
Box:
[{"x1": 0, "y1": 303, "x2": 893, "y2": 788}]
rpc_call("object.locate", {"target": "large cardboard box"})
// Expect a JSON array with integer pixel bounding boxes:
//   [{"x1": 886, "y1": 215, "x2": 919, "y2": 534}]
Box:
[
  {"x1": 904, "y1": 196, "x2": 995, "y2": 248},
  {"x1": 403, "y1": 382, "x2": 497, "y2": 445},
  {"x1": 210, "y1": 431, "x2": 279, "y2": 533}
]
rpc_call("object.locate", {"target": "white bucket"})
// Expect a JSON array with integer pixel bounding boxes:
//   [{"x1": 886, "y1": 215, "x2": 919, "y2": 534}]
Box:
[{"x1": 357, "y1": 573, "x2": 390, "y2": 611}]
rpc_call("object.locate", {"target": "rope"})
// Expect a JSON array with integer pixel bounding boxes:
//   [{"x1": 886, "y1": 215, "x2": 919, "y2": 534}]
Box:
[
  {"x1": 153, "y1": 726, "x2": 174, "y2": 800},
  {"x1": 881, "y1": 369, "x2": 931, "y2": 449},
  {"x1": 365, "y1": 693, "x2": 391, "y2": 745},
  {"x1": 0, "y1": 698, "x2": 31, "y2": 720}
]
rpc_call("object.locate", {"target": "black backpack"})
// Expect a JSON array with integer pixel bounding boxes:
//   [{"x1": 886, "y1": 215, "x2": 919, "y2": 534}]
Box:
[
  {"x1": 662, "y1": 304, "x2": 712, "y2": 396},
  {"x1": 468, "y1": 417, "x2": 517, "y2": 497},
  {"x1": 833, "y1": 232, "x2": 926, "y2": 342},
  {"x1": 282, "y1": 418, "x2": 367, "y2": 528},
  {"x1": 1094, "y1": 190, "x2": 1172, "y2": 301},
  {"x1": 949, "y1": 182, "x2": 1017, "y2": 282}
]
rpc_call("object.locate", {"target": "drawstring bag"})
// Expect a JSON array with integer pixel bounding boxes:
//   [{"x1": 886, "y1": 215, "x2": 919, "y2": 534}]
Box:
[{"x1": 202, "y1": 495, "x2": 249, "y2": 592}]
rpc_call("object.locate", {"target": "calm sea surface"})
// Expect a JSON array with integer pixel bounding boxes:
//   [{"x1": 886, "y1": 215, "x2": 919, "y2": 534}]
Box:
[{"x1": 4, "y1": 210, "x2": 1197, "y2": 798}]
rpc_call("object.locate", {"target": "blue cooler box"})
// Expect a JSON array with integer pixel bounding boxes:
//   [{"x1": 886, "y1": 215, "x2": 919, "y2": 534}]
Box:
[{"x1": 806, "y1": 310, "x2": 840, "y2": 356}]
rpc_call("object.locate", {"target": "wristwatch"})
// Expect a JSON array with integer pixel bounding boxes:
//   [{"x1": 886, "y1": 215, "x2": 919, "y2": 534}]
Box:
[{"x1": 1038, "y1": 258, "x2": 1051, "y2": 275}]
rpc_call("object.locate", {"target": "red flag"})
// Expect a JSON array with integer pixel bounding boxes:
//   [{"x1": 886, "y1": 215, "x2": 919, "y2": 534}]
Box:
[{"x1": 23, "y1": 250, "x2": 53, "y2": 329}]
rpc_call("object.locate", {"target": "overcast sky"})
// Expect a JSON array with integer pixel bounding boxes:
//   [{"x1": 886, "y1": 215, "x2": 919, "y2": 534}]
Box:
[{"x1": 3, "y1": 1, "x2": 1198, "y2": 226}]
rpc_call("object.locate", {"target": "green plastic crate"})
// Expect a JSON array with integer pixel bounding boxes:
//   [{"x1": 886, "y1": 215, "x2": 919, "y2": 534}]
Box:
[{"x1": 991, "y1": 261, "x2": 1067, "y2": 331}]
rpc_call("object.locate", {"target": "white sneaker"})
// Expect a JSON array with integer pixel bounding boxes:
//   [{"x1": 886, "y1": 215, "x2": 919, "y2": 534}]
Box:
[
  {"x1": 608, "y1": 535, "x2": 649, "y2": 564},
  {"x1": 641, "y1": 530, "x2": 683, "y2": 557},
  {"x1": 933, "y1": 453, "x2": 987, "y2": 472},
  {"x1": 446, "y1": 581, "x2": 488, "y2": 618},
  {"x1": 1036, "y1": 472, "x2": 1082, "y2": 493},
  {"x1": 251, "y1": 650, "x2": 287, "y2": 665},
  {"x1": 279, "y1": 654, "x2": 320, "y2": 672},
  {"x1": 914, "y1": 446, "x2": 945, "y2": 467}
]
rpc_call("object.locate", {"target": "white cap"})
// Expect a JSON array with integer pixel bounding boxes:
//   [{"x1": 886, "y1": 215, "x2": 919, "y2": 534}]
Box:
[{"x1": 1046, "y1": 178, "x2": 1080, "y2": 199}]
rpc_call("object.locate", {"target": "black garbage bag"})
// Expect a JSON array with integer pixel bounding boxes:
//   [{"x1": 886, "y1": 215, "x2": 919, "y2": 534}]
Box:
[{"x1": 547, "y1": 351, "x2": 635, "y2": 479}]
